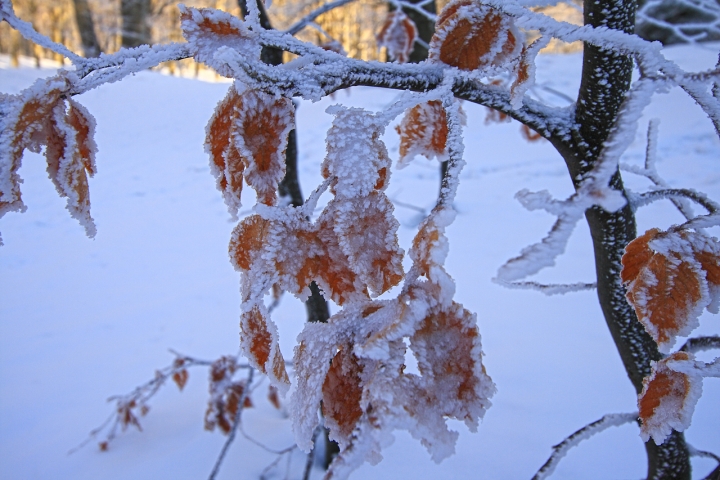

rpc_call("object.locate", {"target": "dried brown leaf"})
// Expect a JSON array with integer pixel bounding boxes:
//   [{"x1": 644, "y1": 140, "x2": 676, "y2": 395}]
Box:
[
  {"x1": 376, "y1": 11, "x2": 418, "y2": 63},
  {"x1": 235, "y1": 91, "x2": 294, "y2": 206},
  {"x1": 622, "y1": 229, "x2": 716, "y2": 351},
  {"x1": 430, "y1": 1, "x2": 521, "y2": 71},
  {"x1": 638, "y1": 352, "x2": 700, "y2": 444},
  {"x1": 228, "y1": 214, "x2": 273, "y2": 271},
  {"x1": 322, "y1": 345, "x2": 364, "y2": 442},
  {"x1": 396, "y1": 100, "x2": 448, "y2": 164},
  {"x1": 206, "y1": 86, "x2": 245, "y2": 217}
]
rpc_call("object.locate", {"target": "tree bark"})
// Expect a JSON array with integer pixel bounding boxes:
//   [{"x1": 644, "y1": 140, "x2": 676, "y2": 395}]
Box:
[
  {"x1": 121, "y1": 0, "x2": 151, "y2": 48},
  {"x1": 401, "y1": 0, "x2": 436, "y2": 63},
  {"x1": 547, "y1": 0, "x2": 692, "y2": 477},
  {"x1": 71, "y1": 0, "x2": 101, "y2": 58}
]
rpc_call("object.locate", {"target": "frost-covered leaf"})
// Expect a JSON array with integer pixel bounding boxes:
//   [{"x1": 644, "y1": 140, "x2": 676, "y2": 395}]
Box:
[
  {"x1": 322, "y1": 344, "x2": 365, "y2": 447},
  {"x1": 206, "y1": 88, "x2": 294, "y2": 216},
  {"x1": 410, "y1": 215, "x2": 450, "y2": 283},
  {"x1": 429, "y1": 0, "x2": 522, "y2": 71},
  {"x1": 376, "y1": 10, "x2": 418, "y2": 64},
  {"x1": 622, "y1": 228, "x2": 720, "y2": 352},
  {"x1": 291, "y1": 325, "x2": 342, "y2": 451},
  {"x1": 0, "y1": 78, "x2": 64, "y2": 225},
  {"x1": 205, "y1": 356, "x2": 252, "y2": 434},
  {"x1": 45, "y1": 102, "x2": 96, "y2": 237},
  {"x1": 312, "y1": 211, "x2": 368, "y2": 305},
  {"x1": 322, "y1": 106, "x2": 391, "y2": 199},
  {"x1": 240, "y1": 305, "x2": 289, "y2": 390},
  {"x1": 228, "y1": 214, "x2": 274, "y2": 271},
  {"x1": 66, "y1": 99, "x2": 98, "y2": 176},
  {"x1": 179, "y1": 6, "x2": 258, "y2": 77},
  {"x1": 0, "y1": 76, "x2": 97, "y2": 240},
  {"x1": 172, "y1": 359, "x2": 189, "y2": 391},
  {"x1": 329, "y1": 192, "x2": 404, "y2": 296},
  {"x1": 396, "y1": 100, "x2": 449, "y2": 166},
  {"x1": 206, "y1": 85, "x2": 245, "y2": 219},
  {"x1": 638, "y1": 352, "x2": 702, "y2": 444},
  {"x1": 409, "y1": 298, "x2": 495, "y2": 430},
  {"x1": 233, "y1": 90, "x2": 294, "y2": 206}
]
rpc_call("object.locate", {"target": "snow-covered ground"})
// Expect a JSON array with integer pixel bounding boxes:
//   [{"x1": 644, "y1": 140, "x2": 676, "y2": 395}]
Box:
[{"x1": 1, "y1": 43, "x2": 719, "y2": 480}]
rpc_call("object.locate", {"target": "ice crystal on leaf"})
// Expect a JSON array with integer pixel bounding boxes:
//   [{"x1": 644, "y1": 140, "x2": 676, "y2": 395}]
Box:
[
  {"x1": 206, "y1": 86, "x2": 294, "y2": 218},
  {"x1": 221, "y1": 97, "x2": 493, "y2": 477},
  {"x1": 429, "y1": 0, "x2": 523, "y2": 71},
  {"x1": 396, "y1": 100, "x2": 449, "y2": 166},
  {"x1": 622, "y1": 228, "x2": 720, "y2": 353},
  {"x1": 638, "y1": 352, "x2": 702, "y2": 444},
  {"x1": 180, "y1": 6, "x2": 259, "y2": 78},
  {"x1": 0, "y1": 75, "x2": 98, "y2": 242},
  {"x1": 376, "y1": 10, "x2": 418, "y2": 64}
]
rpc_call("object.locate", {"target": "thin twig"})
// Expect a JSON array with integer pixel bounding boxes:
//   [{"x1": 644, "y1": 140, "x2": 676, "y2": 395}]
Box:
[
  {"x1": 302, "y1": 427, "x2": 322, "y2": 480},
  {"x1": 207, "y1": 368, "x2": 255, "y2": 480},
  {"x1": 532, "y1": 413, "x2": 638, "y2": 480},
  {"x1": 680, "y1": 336, "x2": 720, "y2": 354}
]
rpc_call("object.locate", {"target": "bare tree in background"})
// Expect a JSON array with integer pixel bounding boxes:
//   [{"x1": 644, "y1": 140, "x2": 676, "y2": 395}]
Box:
[
  {"x1": 121, "y1": 0, "x2": 151, "y2": 48},
  {"x1": 71, "y1": 0, "x2": 101, "y2": 57}
]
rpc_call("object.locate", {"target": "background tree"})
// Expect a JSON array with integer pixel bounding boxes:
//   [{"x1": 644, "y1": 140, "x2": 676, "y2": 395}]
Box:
[{"x1": 71, "y1": 0, "x2": 101, "y2": 57}]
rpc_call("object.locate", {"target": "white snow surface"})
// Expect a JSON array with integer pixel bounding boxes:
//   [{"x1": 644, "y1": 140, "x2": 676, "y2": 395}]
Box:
[{"x1": 1, "y1": 43, "x2": 720, "y2": 480}]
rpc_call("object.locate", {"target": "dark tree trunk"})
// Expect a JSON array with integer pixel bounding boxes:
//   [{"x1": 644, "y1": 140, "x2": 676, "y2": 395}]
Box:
[
  {"x1": 121, "y1": 0, "x2": 151, "y2": 48},
  {"x1": 236, "y1": 0, "x2": 335, "y2": 465},
  {"x1": 401, "y1": 0, "x2": 436, "y2": 63},
  {"x1": 547, "y1": 0, "x2": 692, "y2": 477},
  {"x1": 71, "y1": 0, "x2": 101, "y2": 57}
]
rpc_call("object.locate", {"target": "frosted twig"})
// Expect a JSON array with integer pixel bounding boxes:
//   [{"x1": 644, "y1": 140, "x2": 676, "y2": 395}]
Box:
[
  {"x1": 680, "y1": 336, "x2": 720, "y2": 354},
  {"x1": 495, "y1": 280, "x2": 596, "y2": 295},
  {"x1": 668, "y1": 356, "x2": 720, "y2": 378},
  {"x1": 208, "y1": 368, "x2": 255, "y2": 480},
  {"x1": 70, "y1": 351, "x2": 245, "y2": 454},
  {"x1": 630, "y1": 188, "x2": 718, "y2": 215},
  {"x1": 532, "y1": 413, "x2": 638, "y2": 480},
  {"x1": 391, "y1": 0, "x2": 438, "y2": 22},
  {"x1": 302, "y1": 427, "x2": 322, "y2": 480},
  {"x1": 688, "y1": 443, "x2": 720, "y2": 464},
  {"x1": 620, "y1": 119, "x2": 694, "y2": 220},
  {"x1": 438, "y1": 80, "x2": 467, "y2": 208}
]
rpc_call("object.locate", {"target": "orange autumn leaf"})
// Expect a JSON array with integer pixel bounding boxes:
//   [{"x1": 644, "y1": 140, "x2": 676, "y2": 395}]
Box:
[
  {"x1": 622, "y1": 229, "x2": 720, "y2": 352},
  {"x1": 313, "y1": 213, "x2": 367, "y2": 305},
  {"x1": 376, "y1": 10, "x2": 418, "y2": 63},
  {"x1": 179, "y1": 7, "x2": 255, "y2": 78},
  {"x1": 410, "y1": 300, "x2": 494, "y2": 424},
  {"x1": 206, "y1": 86, "x2": 245, "y2": 218},
  {"x1": 396, "y1": 100, "x2": 449, "y2": 165},
  {"x1": 322, "y1": 345, "x2": 364, "y2": 444},
  {"x1": 520, "y1": 124, "x2": 542, "y2": 142},
  {"x1": 1, "y1": 82, "x2": 64, "y2": 226},
  {"x1": 240, "y1": 306, "x2": 289, "y2": 388},
  {"x1": 430, "y1": 0, "x2": 522, "y2": 71},
  {"x1": 66, "y1": 99, "x2": 98, "y2": 176},
  {"x1": 234, "y1": 90, "x2": 294, "y2": 206},
  {"x1": 267, "y1": 385, "x2": 282, "y2": 410},
  {"x1": 410, "y1": 217, "x2": 448, "y2": 279},
  {"x1": 172, "y1": 358, "x2": 189, "y2": 391},
  {"x1": 228, "y1": 214, "x2": 273, "y2": 271},
  {"x1": 638, "y1": 352, "x2": 701, "y2": 444}
]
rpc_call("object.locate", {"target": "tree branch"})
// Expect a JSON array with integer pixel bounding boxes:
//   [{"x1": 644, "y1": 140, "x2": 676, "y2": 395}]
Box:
[
  {"x1": 207, "y1": 368, "x2": 255, "y2": 480},
  {"x1": 680, "y1": 336, "x2": 720, "y2": 354},
  {"x1": 532, "y1": 413, "x2": 638, "y2": 480}
]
